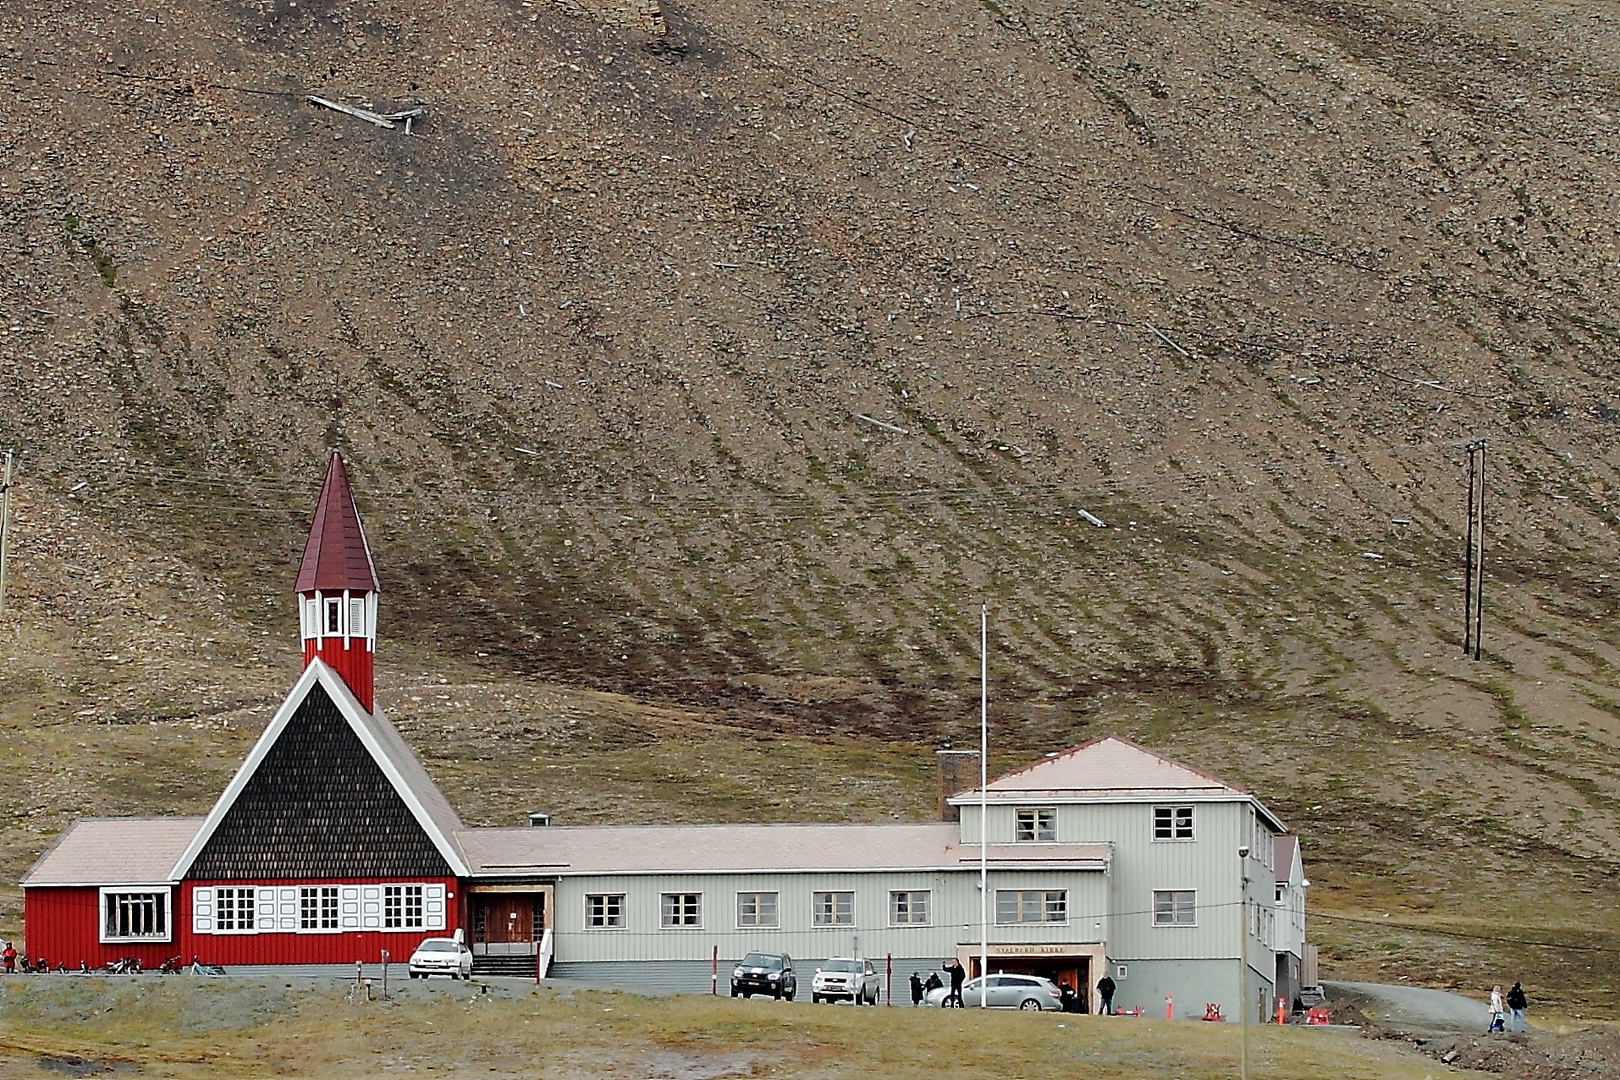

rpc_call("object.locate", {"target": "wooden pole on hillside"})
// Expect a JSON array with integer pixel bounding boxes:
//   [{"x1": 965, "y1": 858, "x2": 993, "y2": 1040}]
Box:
[
  {"x1": 0, "y1": 451, "x2": 12, "y2": 617},
  {"x1": 1474, "y1": 444, "x2": 1486, "y2": 661},
  {"x1": 1462, "y1": 440, "x2": 1486, "y2": 660}
]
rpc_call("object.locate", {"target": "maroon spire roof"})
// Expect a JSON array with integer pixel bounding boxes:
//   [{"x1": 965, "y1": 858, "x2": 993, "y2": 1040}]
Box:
[{"x1": 294, "y1": 452, "x2": 380, "y2": 594}]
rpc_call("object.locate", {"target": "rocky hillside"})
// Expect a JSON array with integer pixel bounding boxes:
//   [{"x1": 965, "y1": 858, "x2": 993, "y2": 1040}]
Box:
[{"x1": 4, "y1": 0, "x2": 1620, "y2": 1009}]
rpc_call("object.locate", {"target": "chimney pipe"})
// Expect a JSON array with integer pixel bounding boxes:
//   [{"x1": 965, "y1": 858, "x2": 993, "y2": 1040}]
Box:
[{"x1": 936, "y1": 749, "x2": 981, "y2": 821}]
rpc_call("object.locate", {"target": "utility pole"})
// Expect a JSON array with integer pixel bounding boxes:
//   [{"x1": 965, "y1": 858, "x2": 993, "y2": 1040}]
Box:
[
  {"x1": 0, "y1": 451, "x2": 12, "y2": 618},
  {"x1": 1462, "y1": 440, "x2": 1486, "y2": 660}
]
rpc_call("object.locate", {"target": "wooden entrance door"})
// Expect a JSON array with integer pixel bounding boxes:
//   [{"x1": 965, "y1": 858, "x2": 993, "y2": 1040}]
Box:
[{"x1": 475, "y1": 895, "x2": 537, "y2": 956}]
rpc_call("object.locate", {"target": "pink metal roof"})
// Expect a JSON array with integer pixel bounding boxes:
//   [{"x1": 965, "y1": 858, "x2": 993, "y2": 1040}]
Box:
[
  {"x1": 22, "y1": 818, "x2": 203, "y2": 886},
  {"x1": 978, "y1": 734, "x2": 1244, "y2": 798},
  {"x1": 294, "y1": 452, "x2": 379, "y2": 594},
  {"x1": 1275, "y1": 835, "x2": 1298, "y2": 883},
  {"x1": 457, "y1": 822, "x2": 1110, "y2": 876}
]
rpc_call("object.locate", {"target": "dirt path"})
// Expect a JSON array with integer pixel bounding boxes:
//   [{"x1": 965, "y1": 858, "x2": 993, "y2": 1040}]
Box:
[{"x1": 1325, "y1": 980, "x2": 1492, "y2": 1035}]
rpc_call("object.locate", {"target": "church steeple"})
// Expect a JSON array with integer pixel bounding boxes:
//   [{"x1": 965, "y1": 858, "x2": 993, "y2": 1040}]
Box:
[{"x1": 295, "y1": 451, "x2": 380, "y2": 711}]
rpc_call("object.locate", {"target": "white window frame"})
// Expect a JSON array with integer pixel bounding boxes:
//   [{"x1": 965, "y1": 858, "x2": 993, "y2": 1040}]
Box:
[
  {"x1": 99, "y1": 886, "x2": 171, "y2": 944},
  {"x1": 735, "y1": 891, "x2": 779, "y2": 929},
  {"x1": 585, "y1": 893, "x2": 626, "y2": 929},
  {"x1": 1153, "y1": 805, "x2": 1195, "y2": 841},
  {"x1": 888, "y1": 889, "x2": 931, "y2": 926},
  {"x1": 1014, "y1": 807, "x2": 1057, "y2": 843},
  {"x1": 811, "y1": 890, "x2": 854, "y2": 927},
  {"x1": 1153, "y1": 889, "x2": 1198, "y2": 927},
  {"x1": 995, "y1": 889, "x2": 1067, "y2": 925},
  {"x1": 384, "y1": 884, "x2": 426, "y2": 930},
  {"x1": 660, "y1": 893, "x2": 702, "y2": 929},
  {"x1": 299, "y1": 886, "x2": 341, "y2": 933},
  {"x1": 210, "y1": 886, "x2": 258, "y2": 933}
]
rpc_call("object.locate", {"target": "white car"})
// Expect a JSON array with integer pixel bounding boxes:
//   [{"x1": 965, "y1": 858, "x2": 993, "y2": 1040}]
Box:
[
  {"x1": 811, "y1": 958, "x2": 881, "y2": 1004},
  {"x1": 925, "y1": 973, "x2": 1064, "y2": 1010},
  {"x1": 408, "y1": 937, "x2": 474, "y2": 979}
]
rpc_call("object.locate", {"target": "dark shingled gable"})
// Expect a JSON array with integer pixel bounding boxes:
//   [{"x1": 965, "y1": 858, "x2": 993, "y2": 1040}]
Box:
[{"x1": 186, "y1": 683, "x2": 451, "y2": 880}]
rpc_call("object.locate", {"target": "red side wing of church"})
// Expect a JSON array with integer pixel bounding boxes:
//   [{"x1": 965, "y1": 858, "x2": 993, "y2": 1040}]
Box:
[{"x1": 21, "y1": 452, "x2": 472, "y2": 968}]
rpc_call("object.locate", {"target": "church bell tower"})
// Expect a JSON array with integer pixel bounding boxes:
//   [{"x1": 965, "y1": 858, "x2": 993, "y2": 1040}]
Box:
[{"x1": 295, "y1": 451, "x2": 380, "y2": 711}]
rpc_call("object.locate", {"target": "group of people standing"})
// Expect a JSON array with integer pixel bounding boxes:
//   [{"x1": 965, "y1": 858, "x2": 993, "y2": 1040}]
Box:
[{"x1": 1488, "y1": 982, "x2": 1529, "y2": 1033}]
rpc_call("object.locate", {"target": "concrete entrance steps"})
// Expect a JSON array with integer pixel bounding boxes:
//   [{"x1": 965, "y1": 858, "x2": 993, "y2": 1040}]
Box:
[{"x1": 473, "y1": 954, "x2": 539, "y2": 978}]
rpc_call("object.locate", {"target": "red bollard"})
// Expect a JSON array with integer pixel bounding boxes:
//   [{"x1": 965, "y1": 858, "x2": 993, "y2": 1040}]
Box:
[
  {"x1": 1276, "y1": 996, "x2": 1287, "y2": 1025},
  {"x1": 886, "y1": 954, "x2": 893, "y2": 1006},
  {"x1": 1165, "y1": 995, "x2": 1174, "y2": 1021},
  {"x1": 711, "y1": 946, "x2": 718, "y2": 995}
]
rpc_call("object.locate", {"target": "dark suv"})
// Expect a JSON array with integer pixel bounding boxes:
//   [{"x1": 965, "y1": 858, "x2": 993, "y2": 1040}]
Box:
[{"x1": 731, "y1": 951, "x2": 796, "y2": 1000}]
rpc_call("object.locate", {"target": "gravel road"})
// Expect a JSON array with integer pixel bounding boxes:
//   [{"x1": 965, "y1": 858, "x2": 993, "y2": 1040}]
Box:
[{"x1": 1325, "y1": 980, "x2": 1495, "y2": 1034}]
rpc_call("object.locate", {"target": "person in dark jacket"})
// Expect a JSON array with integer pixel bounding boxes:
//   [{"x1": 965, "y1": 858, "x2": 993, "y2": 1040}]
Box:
[
  {"x1": 910, "y1": 972, "x2": 925, "y2": 1006},
  {"x1": 944, "y1": 959, "x2": 966, "y2": 1007},
  {"x1": 1506, "y1": 982, "x2": 1528, "y2": 1032},
  {"x1": 1097, "y1": 973, "x2": 1117, "y2": 1015},
  {"x1": 924, "y1": 971, "x2": 943, "y2": 996}
]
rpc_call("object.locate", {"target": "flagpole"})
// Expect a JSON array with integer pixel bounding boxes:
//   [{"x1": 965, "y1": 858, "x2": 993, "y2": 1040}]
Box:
[{"x1": 979, "y1": 604, "x2": 988, "y2": 1007}]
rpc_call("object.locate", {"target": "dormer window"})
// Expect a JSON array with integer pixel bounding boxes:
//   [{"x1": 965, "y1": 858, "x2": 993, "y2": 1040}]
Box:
[{"x1": 1015, "y1": 807, "x2": 1057, "y2": 842}]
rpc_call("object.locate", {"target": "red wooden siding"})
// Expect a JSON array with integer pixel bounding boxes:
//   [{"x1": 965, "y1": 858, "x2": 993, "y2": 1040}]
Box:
[
  {"x1": 24, "y1": 887, "x2": 179, "y2": 969},
  {"x1": 25, "y1": 878, "x2": 462, "y2": 969},
  {"x1": 302, "y1": 638, "x2": 374, "y2": 713}
]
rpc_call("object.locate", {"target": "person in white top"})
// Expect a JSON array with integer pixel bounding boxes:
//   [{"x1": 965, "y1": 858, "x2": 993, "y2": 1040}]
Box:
[{"x1": 1488, "y1": 985, "x2": 1505, "y2": 1033}]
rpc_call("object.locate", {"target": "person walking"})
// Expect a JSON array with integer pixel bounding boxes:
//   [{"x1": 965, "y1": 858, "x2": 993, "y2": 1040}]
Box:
[
  {"x1": 944, "y1": 959, "x2": 966, "y2": 1008},
  {"x1": 909, "y1": 972, "x2": 924, "y2": 1007},
  {"x1": 1097, "y1": 972, "x2": 1117, "y2": 1015},
  {"x1": 1506, "y1": 982, "x2": 1528, "y2": 1032},
  {"x1": 1, "y1": 940, "x2": 14, "y2": 974},
  {"x1": 1488, "y1": 985, "x2": 1505, "y2": 1033}
]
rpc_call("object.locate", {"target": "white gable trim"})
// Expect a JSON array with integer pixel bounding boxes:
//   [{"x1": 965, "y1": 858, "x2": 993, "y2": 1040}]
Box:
[{"x1": 168, "y1": 661, "x2": 470, "y2": 880}]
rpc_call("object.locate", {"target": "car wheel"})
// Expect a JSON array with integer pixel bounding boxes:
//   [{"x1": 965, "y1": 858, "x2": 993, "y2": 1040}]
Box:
[
  {"x1": 731, "y1": 988, "x2": 740, "y2": 998},
  {"x1": 744, "y1": 992, "x2": 753, "y2": 999},
  {"x1": 785, "y1": 990, "x2": 795, "y2": 1002},
  {"x1": 812, "y1": 994, "x2": 822, "y2": 1004},
  {"x1": 1019, "y1": 999, "x2": 1042, "y2": 1011}
]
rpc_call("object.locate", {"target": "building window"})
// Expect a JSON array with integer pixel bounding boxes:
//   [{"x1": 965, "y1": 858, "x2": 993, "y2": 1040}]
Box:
[
  {"x1": 586, "y1": 894, "x2": 625, "y2": 929},
  {"x1": 384, "y1": 885, "x2": 424, "y2": 929},
  {"x1": 812, "y1": 891, "x2": 854, "y2": 926},
  {"x1": 1153, "y1": 805, "x2": 1195, "y2": 840},
  {"x1": 1015, "y1": 807, "x2": 1057, "y2": 842},
  {"x1": 661, "y1": 893, "x2": 702, "y2": 928},
  {"x1": 889, "y1": 890, "x2": 931, "y2": 925},
  {"x1": 325, "y1": 598, "x2": 342, "y2": 634},
  {"x1": 996, "y1": 889, "x2": 1067, "y2": 924},
  {"x1": 216, "y1": 887, "x2": 256, "y2": 932},
  {"x1": 300, "y1": 886, "x2": 339, "y2": 931},
  {"x1": 102, "y1": 890, "x2": 169, "y2": 942},
  {"x1": 736, "y1": 892, "x2": 778, "y2": 928},
  {"x1": 1153, "y1": 890, "x2": 1197, "y2": 926},
  {"x1": 349, "y1": 597, "x2": 366, "y2": 636}
]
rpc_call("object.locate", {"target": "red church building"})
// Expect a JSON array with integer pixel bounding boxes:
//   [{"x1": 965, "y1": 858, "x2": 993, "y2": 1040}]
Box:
[
  {"x1": 23, "y1": 453, "x2": 475, "y2": 970},
  {"x1": 21, "y1": 454, "x2": 1303, "y2": 1013}
]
